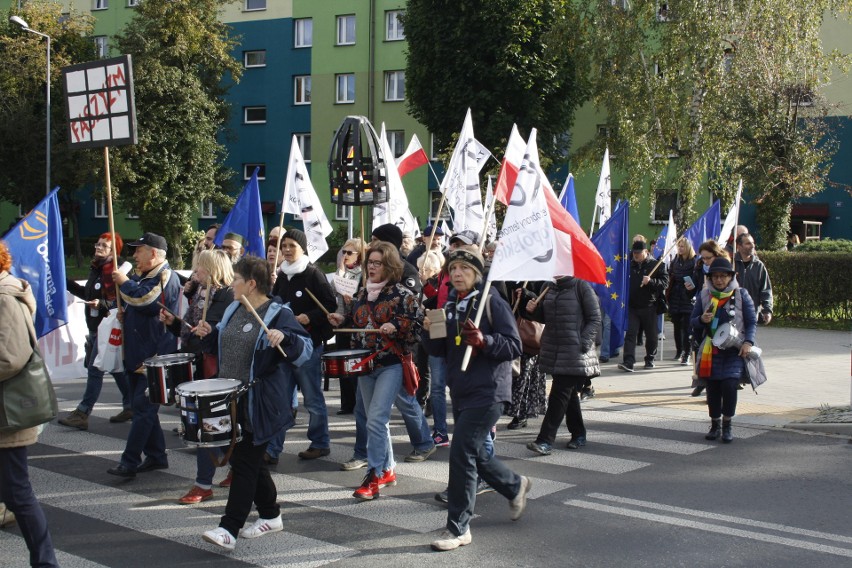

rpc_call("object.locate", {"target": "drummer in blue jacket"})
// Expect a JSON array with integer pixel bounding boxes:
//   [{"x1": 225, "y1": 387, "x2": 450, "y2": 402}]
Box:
[{"x1": 195, "y1": 255, "x2": 312, "y2": 552}]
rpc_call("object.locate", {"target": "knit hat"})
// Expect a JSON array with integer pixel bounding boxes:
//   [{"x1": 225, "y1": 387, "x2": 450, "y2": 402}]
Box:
[
  {"x1": 446, "y1": 247, "x2": 485, "y2": 277},
  {"x1": 707, "y1": 257, "x2": 736, "y2": 275},
  {"x1": 371, "y1": 223, "x2": 403, "y2": 249},
  {"x1": 283, "y1": 229, "x2": 308, "y2": 253}
]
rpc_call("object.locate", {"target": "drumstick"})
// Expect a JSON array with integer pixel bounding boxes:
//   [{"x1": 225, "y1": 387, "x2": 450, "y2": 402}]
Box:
[
  {"x1": 238, "y1": 295, "x2": 288, "y2": 358},
  {"x1": 334, "y1": 328, "x2": 383, "y2": 334},
  {"x1": 156, "y1": 301, "x2": 192, "y2": 329},
  {"x1": 304, "y1": 288, "x2": 330, "y2": 316}
]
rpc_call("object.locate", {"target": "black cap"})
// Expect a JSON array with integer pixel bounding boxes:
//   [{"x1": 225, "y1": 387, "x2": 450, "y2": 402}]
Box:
[
  {"x1": 283, "y1": 229, "x2": 308, "y2": 253},
  {"x1": 631, "y1": 240, "x2": 647, "y2": 252},
  {"x1": 371, "y1": 224, "x2": 403, "y2": 249},
  {"x1": 708, "y1": 257, "x2": 736, "y2": 275},
  {"x1": 126, "y1": 232, "x2": 167, "y2": 252},
  {"x1": 451, "y1": 230, "x2": 480, "y2": 246}
]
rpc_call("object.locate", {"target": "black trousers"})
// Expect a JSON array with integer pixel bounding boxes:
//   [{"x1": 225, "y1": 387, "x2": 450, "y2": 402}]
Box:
[
  {"x1": 623, "y1": 306, "x2": 658, "y2": 366},
  {"x1": 706, "y1": 378, "x2": 739, "y2": 419},
  {"x1": 535, "y1": 375, "x2": 586, "y2": 445},
  {"x1": 415, "y1": 341, "x2": 431, "y2": 405},
  {"x1": 219, "y1": 431, "x2": 278, "y2": 538},
  {"x1": 671, "y1": 311, "x2": 692, "y2": 356}
]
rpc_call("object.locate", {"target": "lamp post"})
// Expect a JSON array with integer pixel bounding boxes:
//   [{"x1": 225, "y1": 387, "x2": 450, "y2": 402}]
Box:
[{"x1": 10, "y1": 16, "x2": 51, "y2": 196}]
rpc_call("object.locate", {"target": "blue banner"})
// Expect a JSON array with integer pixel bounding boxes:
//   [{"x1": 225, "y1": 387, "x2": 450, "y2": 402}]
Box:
[
  {"x1": 6, "y1": 188, "x2": 68, "y2": 337},
  {"x1": 591, "y1": 203, "x2": 629, "y2": 349},
  {"x1": 682, "y1": 200, "x2": 721, "y2": 253},
  {"x1": 560, "y1": 173, "x2": 580, "y2": 225},
  {"x1": 214, "y1": 168, "x2": 265, "y2": 258}
]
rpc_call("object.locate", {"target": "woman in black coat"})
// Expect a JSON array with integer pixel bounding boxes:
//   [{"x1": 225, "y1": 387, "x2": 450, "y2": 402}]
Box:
[{"x1": 667, "y1": 238, "x2": 698, "y2": 366}]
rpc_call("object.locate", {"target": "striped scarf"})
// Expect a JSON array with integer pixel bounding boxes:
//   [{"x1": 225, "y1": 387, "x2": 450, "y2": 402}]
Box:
[{"x1": 698, "y1": 289, "x2": 734, "y2": 378}]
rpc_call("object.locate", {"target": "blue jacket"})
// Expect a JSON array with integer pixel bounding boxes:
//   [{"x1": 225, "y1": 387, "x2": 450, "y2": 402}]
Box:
[
  {"x1": 691, "y1": 285, "x2": 757, "y2": 381},
  {"x1": 119, "y1": 262, "x2": 181, "y2": 372},
  {"x1": 425, "y1": 285, "x2": 522, "y2": 411},
  {"x1": 214, "y1": 299, "x2": 312, "y2": 445}
]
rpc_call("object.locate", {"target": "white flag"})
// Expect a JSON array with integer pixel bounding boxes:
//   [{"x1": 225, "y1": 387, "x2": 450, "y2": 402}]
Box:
[
  {"x1": 594, "y1": 147, "x2": 612, "y2": 229},
  {"x1": 663, "y1": 209, "x2": 678, "y2": 266},
  {"x1": 718, "y1": 179, "x2": 743, "y2": 245},
  {"x1": 439, "y1": 108, "x2": 489, "y2": 233},
  {"x1": 372, "y1": 124, "x2": 419, "y2": 238},
  {"x1": 488, "y1": 129, "x2": 556, "y2": 282},
  {"x1": 482, "y1": 175, "x2": 498, "y2": 244},
  {"x1": 282, "y1": 135, "x2": 332, "y2": 262}
]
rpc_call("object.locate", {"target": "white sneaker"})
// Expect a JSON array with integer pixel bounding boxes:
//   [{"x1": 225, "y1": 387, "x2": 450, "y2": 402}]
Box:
[
  {"x1": 202, "y1": 527, "x2": 236, "y2": 551},
  {"x1": 341, "y1": 457, "x2": 368, "y2": 471},
  {"x1": 239, "y1": 514, "x2": 283, "y2": 539},
  {"x1": 509, "y1": 476, "x2": 532, "y2": 521},
  {"x1": 431, "y1": 528, "x2": 472, "y2": 551}
]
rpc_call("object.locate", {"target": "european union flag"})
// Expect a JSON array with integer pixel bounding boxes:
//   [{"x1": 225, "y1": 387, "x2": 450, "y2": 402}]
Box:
[
  {"x1": 682, "y1": 200, "x2": 721, "y2": 252},
  {"x1": 6, "y1": 188, "x2": 68, "y2": 337},
  {"x1": 214, "y1": 168, "x2": 265, "y2": 258},
  {"x1": 591, "y1": 202, "x2": 629, "y2": 349}
]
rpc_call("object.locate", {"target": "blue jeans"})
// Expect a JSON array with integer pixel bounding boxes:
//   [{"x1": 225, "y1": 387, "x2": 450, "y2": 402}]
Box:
[
  {"x1": 358, "y1": 364, "x2": 402, "y2": 472},
  {"x1": 120, "y1": 372, "x2": 167, "y2": 470},
  {"x1": 447, "y1": 403, "x2": 521, "y2": 537},
  {"x1": 0, "y1": 445, "x2": 58, "y2": 568},
  {"x1": 265, "y1": 345, "x2": 328, "y2": 459},
  {"x1": 429, "y1": 355, "x2": 448, "y2": 436},
  {"x1": 79, "y1": 333, "x2": 131, "y2": 414}
]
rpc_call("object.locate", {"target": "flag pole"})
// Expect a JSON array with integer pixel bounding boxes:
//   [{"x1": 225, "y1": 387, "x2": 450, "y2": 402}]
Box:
[
  {"x1": 478, "y1": 177, "x2": 496, "y2": 252},
  {"x1": 103, "y1": 147, "x2": 121, "y2": 315},
  {"x1": 643, "y1": 234, "x2": 683, "y2": 284},
  {"x1": 460, "y1": 279, "x2": 492, "y2": 372},
  {"x1": 589, "y1": 204, "x2": 599, "y2": 237}
]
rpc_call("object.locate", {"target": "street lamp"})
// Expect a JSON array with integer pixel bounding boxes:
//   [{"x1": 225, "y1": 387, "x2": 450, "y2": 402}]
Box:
[{"x1": 10, "y1": 15, "x2": 51, "y2": 196}]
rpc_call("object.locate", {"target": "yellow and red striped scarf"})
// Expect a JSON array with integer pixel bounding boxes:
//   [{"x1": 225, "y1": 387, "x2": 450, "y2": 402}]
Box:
[{"x1": 698, "y1": 290, "x2": 734, "y2": 378}]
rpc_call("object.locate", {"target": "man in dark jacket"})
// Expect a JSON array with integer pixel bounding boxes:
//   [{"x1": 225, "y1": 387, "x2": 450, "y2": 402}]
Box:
[
  {"x1": 734, "y1": 233, "x2": 773, "y2": 325},
  {"x1": 619, "y1": 240, "x2": 668, "y2": 372}
]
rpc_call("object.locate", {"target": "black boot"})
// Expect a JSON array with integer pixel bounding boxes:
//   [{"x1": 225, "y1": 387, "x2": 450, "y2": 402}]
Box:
[
  {"x1": 705, "y1": 419, "x2": 721, "y2": 440},
  {"x1": 721, "y1": 420, "x2": 733, "y2": 443}
]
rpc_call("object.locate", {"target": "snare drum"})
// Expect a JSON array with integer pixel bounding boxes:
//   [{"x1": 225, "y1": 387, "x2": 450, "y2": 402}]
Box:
[
  {"x1": 144, "y1": 353, "x2": 196, "y2": 405},
  {"x1": 175, "y1": 378, "x2": 243, "y2": 447},
  {"x1": 321, "y1": 349, "x2": 373, "y2": 378},
  {"x1": 712, "y1": 323, "x2": 743, "y2": 350}
]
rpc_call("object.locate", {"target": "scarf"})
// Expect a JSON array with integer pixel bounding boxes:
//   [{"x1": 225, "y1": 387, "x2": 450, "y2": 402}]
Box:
[
  {"x1": 278, "y1": 255, "x2": 310, "y2": 280},
  {"x1": 698, "y1": 288, "x2": 734, "y2": 378},
  {"x1": 366, "y1": 279, "x2": 388, "y2": 301}
]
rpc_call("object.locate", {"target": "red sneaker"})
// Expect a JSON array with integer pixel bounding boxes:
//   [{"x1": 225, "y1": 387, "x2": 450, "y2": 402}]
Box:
[
  {"x1": 178, "y1": 486, "x2": 213, "y2": 505},
  {"x1": 218, "y1": 470, "x2": 233, "y2": 488},
  {"x1": 377, "y1": 469, "x2": 397, "y2": 489},
  {"x1": 353, "y1": 470, "x2": 380, "y2": 501}
]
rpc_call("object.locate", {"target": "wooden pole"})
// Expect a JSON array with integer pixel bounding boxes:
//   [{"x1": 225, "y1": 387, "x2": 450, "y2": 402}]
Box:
[
  {"x1": 103, "y1": 147, "x2": 121, "y2": 313},
  {"x1": 304, "y1": 288, "x2": 330, "y2": 316},
  {"x1": 238, "y1": 295, "x2": 287, "y2": 358},
  {"x1": 643, "y1": 234, "x2": 682, "y2": 285},
  {"x1": 460, "y1": 280, "x2": 492, "y2": 372}
]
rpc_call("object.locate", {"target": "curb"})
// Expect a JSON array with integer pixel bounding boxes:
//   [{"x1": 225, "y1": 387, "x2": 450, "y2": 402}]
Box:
[{"x1": 782, "y1": 422, "x2": 852, "y2": 436}]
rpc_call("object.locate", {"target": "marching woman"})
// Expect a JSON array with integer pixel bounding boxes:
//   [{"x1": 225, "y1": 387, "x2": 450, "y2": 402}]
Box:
[
  {"x1": 423, "y1": 246, "x2": 529, "y2": 552},
  {"x1": 690, "y1": 240, "x2": 730, "y2": 396},
  {"x1": 332, "y1": 237, "x2": 366, "y2": 415},
  {"x1": 667, "y1": 238, "x2": 699, "y2": 366},
  {"x1": 196, "y1": 255, "x2": 312, "y2": 551},
  {"x1": 691, "y1": 257, "x2": 757, "y2": 444},
  {"x1": 327, "y1": 241, "x2": 422, "y2": 501}
]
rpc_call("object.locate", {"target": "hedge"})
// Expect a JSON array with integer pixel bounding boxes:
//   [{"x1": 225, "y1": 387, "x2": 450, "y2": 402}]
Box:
[{"x1": 760, "y1": 251, "x2": 852, "y2": 324}]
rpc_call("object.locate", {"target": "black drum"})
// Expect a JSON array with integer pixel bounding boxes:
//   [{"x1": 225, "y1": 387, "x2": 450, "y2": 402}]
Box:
[
  {"x1": 175, "y1": 379, "x2": 242, "y2": 447},
  {"x1": 143, "y1": 353, "x2": 195, "y2": 405},
  {"x1": 321, "y1": 349, "x2": 373, "y2": 379}
]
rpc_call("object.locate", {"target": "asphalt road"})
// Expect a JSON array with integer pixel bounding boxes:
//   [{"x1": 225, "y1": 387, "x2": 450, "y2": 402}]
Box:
[{"x1": 3, "y1": 379, "x2": 851, "y2": 568}]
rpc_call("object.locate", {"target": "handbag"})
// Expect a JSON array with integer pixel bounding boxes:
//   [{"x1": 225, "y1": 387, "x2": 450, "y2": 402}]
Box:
[
  {"x1": 391, "y1": 343, "x2": 420, "y2": 396},
  {"x1": 0, "y1": 314, "x2": 58, "y2": 433},
  {"x1": 93, "y1": 308, "x2": 124, "y2": 373},
  {"x1": 517, "y1": 317, "x2": 543, "y2": 356}
]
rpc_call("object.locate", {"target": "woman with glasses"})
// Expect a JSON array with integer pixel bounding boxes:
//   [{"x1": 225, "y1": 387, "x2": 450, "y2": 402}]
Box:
[
  {"x1": 332, "y1": 238, "x2": 365, "y2": 415},
  {"x1": 327, "y1": 242, "x2": 422, "y2": 500},
  {"x1": 59, "y1": 233, "x2": 133, "y2": 430}
]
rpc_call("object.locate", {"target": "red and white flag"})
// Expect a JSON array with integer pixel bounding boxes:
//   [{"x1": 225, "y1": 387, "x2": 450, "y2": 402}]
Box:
[{"x1": 396, "y1": 134, "x2": 429, "y2": 178}]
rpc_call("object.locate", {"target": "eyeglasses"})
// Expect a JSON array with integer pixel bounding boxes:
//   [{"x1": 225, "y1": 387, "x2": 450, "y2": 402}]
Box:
[
  {"x1": 94, "y1": 243, "x2": 111, "y2": 250},
  {"x1": 366, "y1": 260, "x2": 383, "y2": 268},
  {"x1": 342, "y1": 250, "x2": 357, "y2": 256}
]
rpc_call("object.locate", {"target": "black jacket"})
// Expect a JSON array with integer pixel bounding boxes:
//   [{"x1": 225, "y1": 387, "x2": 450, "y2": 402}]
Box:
[
  {"x1": 272, "y1": 263, "x2": 337, "y2": 346},
  {"x1": 66, "y1": 256, "x2": 130, "y2": 333},
  {"x1": 667, "y1": 254, "x2": 698, "y2": 314},
  {"x1": 628, "y1": 256, "x2": 668, "y2": 309}
]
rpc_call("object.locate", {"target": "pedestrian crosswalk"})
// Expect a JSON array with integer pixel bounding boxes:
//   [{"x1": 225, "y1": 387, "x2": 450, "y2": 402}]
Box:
[{"x1": 4, "y1": 394, "x2": 774, "y2": 567}]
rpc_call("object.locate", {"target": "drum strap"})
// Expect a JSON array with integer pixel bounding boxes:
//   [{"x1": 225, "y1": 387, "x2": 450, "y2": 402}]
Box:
[
  {"x1": 207, "y1": 399, "x2": 239, "y2": 468},
  {"x1": 351, "y1": 342, "x2": 393, "y2": 371}
]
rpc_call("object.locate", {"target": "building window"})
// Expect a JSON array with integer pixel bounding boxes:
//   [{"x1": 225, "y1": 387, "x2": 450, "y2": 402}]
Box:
[
  {"x1": 335, "y1": 202, "x2": 349, "y2": 221},
  {"x1": 245, "y1": 0, "x2": 266, "y2": 11},
  {"x1": 657, "y1": 3, "x2": 670, "y2": 21},
  {"x1": 127, "y1": 0, "x2": 139, "y2": 7},
  {"x1": 336, "y1": 15, "x2": 356, "y2": 45},
  {"x1": 386, "y1": 10, "x2": 405, "y2": 41},
  {"x1": 430, "y1": 133, "x2": 440, "y2": 160},
  {"x1": 652, "y1": 190, "x2": 677, "y2": 223},
  {"x1": 336, "y1": 73, "x2": 355, "y2": 104},
  {"x1": 200, "y1": 199, "x2": 215, "y2": 219},
  {"x1": 93, "y1": 36, "x2": 108, "y2": 58},
  {"x1": 126, "y1": 212, "x2": 140, "y2": 220},
  {"x1": 294, "y1": 76, "x2": 311, "y2": 105},
  {"x1": 243, "y1": 164, "x2": 266, "y2": 180},
  {"x1": 295, "y1": 133, "x2": 311, "y2": 162},
  {"x1": 610, "y1": 0, "x2": 628, "y2": 9},
  {"x1": 384, "y1": 70, "x2": 405, "y2": 101},
  {"x1": 431, "y1": 191, "x2": 451, "y2": 221},
  {"x1": 243, "y1": 106, "x2": 267, "y2": 124},
  {"x1": 387, "y1": 130, "x2": 405, "y2": 158},
  {"x1": 294, "y1": 18, "x2": 312, "y2": 48},
  {"x1": 94, "y1": 0, "x2": 108, "y2": 10},
  {"x1": 94, "y1": 197, "x2": 107, "y2": 218},
  {"x1": 244, "y1": 50, "x2": 266, "y2": 68}
]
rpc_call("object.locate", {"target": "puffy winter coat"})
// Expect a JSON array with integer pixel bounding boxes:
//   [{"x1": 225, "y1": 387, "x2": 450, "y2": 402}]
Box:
[
  {"x1": 667, "y1": 254, "x2": 698, "y2": 314},
  {"x1": 691, "y1": 282, "x2": 757, "y2": 381}
]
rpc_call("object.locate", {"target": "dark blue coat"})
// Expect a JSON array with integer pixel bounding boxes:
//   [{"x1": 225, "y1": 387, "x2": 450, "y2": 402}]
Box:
[{"x1": 691, "y1": 286, "x2": 757, "y2": 381}]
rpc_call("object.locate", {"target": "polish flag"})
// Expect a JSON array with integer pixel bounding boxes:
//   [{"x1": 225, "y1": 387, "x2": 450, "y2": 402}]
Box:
[
  {"x1": 396, "y1": 134, "x2": 429, "y2": 178},
  {"x1": 494, "y1": 125, "x2": 606, "y2": 284}
]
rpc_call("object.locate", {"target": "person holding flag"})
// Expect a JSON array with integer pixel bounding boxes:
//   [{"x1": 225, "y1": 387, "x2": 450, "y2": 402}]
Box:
[{"x1": 618, "y1": 239, "x2": 668, "y2": 372}]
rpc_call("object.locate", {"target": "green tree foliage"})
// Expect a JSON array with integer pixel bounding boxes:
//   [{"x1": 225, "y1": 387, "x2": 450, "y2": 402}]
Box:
[
  {"x1": 572, "y1": 0, "x2": 851, "y2": 248},
  {"x1": 109, "y1": 0, "x2": 242, "y2": 266},
  {"x1": 0, "y1": 1, "x2": 100, "y2": 211},
  {"x1": 404, "y1": 0, "x2": 586, "y2": 165}
]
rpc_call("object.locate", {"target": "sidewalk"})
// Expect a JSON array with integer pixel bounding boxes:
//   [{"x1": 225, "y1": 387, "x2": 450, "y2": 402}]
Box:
[{"x1": 587, "y1": 323, "x2": 852, "y2": 436}]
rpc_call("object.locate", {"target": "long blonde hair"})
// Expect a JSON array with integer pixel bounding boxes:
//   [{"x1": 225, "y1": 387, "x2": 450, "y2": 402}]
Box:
[{"x1": 195, "y1": 249, "x2": 234, "y2": 287}]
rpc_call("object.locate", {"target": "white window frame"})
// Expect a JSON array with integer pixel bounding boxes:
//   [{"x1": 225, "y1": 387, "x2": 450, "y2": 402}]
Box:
[
  {"x1": 295, "y1": 133, "x2": 311, "y2": 163},
  {"x1": 294, "y1": 76, "x2": 311, "y2": 105},
  {"x1": 294, "y1": 18, "x2": 312, "y2": 48},
  {"x1": 387, "y1": 130, "x2": 405, "y2": 159},
  {"x1": 243, "y1": 106, "x2": 267, "y2": 124},
  {"x1": 244, "y1": 0, "x2": 266, "y2": 12},
  {"x1": 243, "y1": 164, "x2": 266, "y2": 180},
  {"x1": 94, "y1": 0, "x2": 108, "y2": 11},
  {"x1": 651, "y1": 190, "x2": 677, "y2": 223},
  {"x1": 243, "y1": 50, "x2": 266, "y2": 68},
  {"x1": 127, "y1": 0, "x2": 140, "y2": 7},
  {"x1": 384, "y1": 70, "x2": 405, "y2": 102},
  {"x1": 430, "y1": 133, "x2": 440, "y2": 160},
  {"x1": 336, "y1": 15, "x2": 356, "y2": 46},
  {"x1": 93, "y1": 36, "x2": 108, "y2": 59},
  {"x1": 335, "y1": 73, "x2": 355, "y2": 104},
  {"x1": 199, "y1": 199, "x2": 215, "y2": 219},
  {"x1": 657, "y1": 3, "x2": 670, "y2": 21},
  {"x1": 94, "y1": 197, "x2": 107, "y2": 218},
  {"x1": 386, "y1": 10, "x2": 405, "y2": 41},
  {"x1": 335, "y1": 203, "x2": 350, "y2": 221}
]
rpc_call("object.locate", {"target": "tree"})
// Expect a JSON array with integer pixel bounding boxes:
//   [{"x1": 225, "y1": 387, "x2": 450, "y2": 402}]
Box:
[
  {"x1": 572, "y1": 0, "x2": 851, "y2": 248},
  {"x1": 109, "y1": 0, "x2": 242, "y2": 267},
  {"x1": 404, "y1": 0, "x2": 586, "y2": 165}
]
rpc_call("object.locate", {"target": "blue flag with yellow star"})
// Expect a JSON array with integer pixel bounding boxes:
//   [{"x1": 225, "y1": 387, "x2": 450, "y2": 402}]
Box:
[{"x1": 591, "y1": 201, "x2": 629, "y2": 349}]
